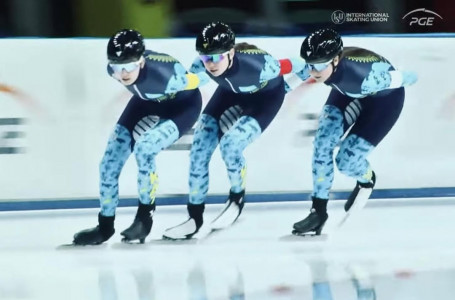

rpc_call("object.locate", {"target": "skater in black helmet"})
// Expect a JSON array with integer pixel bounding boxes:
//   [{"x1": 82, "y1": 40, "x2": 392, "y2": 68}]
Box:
[
  {"x1": 163, "y1": 22, "x2": 306, "y2": 240},
  {"x1": 292, "y1": 28, "x2": 417, "y2": 236},
  {"x1": 72, "y1": 29, "x2": 209, "y2": 245}
]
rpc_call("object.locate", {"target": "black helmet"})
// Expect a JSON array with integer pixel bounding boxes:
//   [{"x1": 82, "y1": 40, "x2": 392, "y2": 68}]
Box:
[
  {"x1": 196, "y1": 22, "x2": 235, "y2": 55},
  {"x1": 300, "y1": 28, "x2": 343, "y2": 64},
  {"x1": 107, "y1": 29, "x2": 145, "y2": 64}
]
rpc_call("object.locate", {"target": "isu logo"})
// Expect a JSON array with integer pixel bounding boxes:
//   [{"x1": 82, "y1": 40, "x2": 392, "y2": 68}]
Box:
[{"x1": 331, "y1": 10, "x2": 346, "y2": 24}]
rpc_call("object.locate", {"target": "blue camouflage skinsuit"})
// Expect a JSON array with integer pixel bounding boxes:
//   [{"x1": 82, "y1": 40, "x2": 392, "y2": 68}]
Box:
[
  {"x1": 100, "y1": 50, "x2": 208, "y2": 216},
  {"x1": 188, "y1": 48, "x2": 301, "y2": 204},
  {"x1": 296, "y1": 47, "x2": 414, "y2": 199}
]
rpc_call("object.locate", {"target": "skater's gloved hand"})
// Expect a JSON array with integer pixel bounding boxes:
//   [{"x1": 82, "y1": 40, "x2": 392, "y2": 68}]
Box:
[
  {"x1": 289, "y1": 57, "x2": 306, "y2": 73},
  {"x1": 196, "y1": 72, "x2": 210, "y2": 86},
  {"x1": 401, "y1": 71, "x2": 418, "y2": 87}
]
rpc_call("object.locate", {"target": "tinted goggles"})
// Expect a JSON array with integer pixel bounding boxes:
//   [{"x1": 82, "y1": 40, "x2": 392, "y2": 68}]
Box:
[
  {"x1": 308, "y1": 59, "x2": 333, "y2": 72},
  {"x1": 199, "y1": 51, "x2": 229, "y2": 63},
  {"x1": 109, "y1": 60, "x2": 141, "y2": 73}
]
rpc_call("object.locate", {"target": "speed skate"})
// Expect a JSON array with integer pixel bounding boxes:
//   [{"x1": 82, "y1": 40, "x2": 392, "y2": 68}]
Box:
[{"x1": 338, "y1": 172, "x2": 376, "y2": 227}]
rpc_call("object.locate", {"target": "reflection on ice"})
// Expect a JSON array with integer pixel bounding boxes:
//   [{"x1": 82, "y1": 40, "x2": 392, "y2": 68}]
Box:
[
  {"x1": 1, "y1": 200, "x2": 455, "y2": 299},
  {"x1": 98, "y1": 268, "x2": 155, "y2": 300},
  {"x1": 2, "y1": 244, "x2": 455, "y2": 300}
]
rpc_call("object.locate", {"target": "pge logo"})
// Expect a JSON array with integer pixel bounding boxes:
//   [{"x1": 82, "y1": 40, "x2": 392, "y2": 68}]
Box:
[
  {"x1": 402, "y1": 8, "x2": 443, "y2": 26},
  {"x1": 331, "y1": 10, "x2": 346, "y2": 24}
]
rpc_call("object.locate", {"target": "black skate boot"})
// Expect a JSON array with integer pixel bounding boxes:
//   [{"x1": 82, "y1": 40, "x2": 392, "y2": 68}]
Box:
[
  {"x1": 292, "y1": 197, "x2": 328, "y2": 236},
  {"x1": 120, "y1": 202, "x2": 155, "y2": 244},
  {"x1": 73, "y1": 213, "x2": 115, "y2": 245},
  {"x1": 344, "y1": 172, "x2": 376, "y2": 212},
  {"x1": 163, "y1": 203, "x2": 205, "y2": 240},
  {"x1": 211, "y1": 190, "x2": 245, "y2": 230}
]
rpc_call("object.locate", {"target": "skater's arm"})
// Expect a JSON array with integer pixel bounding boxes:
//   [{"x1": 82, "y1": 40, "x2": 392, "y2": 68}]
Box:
[
  {"x1": 361, "y1": 62, "x2": 418, "y2": 95},
  {"x1": 277, "y1": 57, "x2": 307, "y2": 75},
  {"x1": 182, "y1": 72, "x2": 210, "y2": 90},
  {"x1": 164, "y1": 63, "x2": 210, "y2": 93},
  {"x1": 259, "y1": 55, "x2": 307, "y2": 82},
  {"x1": 387, "y1": 70, "x2": 418, "y2": 89},
  {"x1": 189, "y1": 57, "x2": 206, "y2": 74}
]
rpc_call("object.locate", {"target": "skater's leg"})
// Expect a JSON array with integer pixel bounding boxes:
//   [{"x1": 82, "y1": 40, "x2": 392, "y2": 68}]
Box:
[
  {"x1": 210, "y1": 116, "x2": 262, "y2": 229},
  {"x1": 73, "y1": 124, "x2": 132, "y2": 245},
  {"x1": 335, "y1": 134, "x2": 374, "y2": 183},
  {"x1": 293, "y1": 100, "x2": 345, "y2": 236},
  {"x1": 336, "y1": 135, "x2": 376, "y2": 212},
  {"x1": 219, "y1": 116, "x2": 261, "y2": 193},
  {"x1": 311, "y1": 105, "x2": 345, "y2": 200},
  {"x1": 122, "y1": 120, "x2": 179, "y2": 242},
  {"x1": 100, "y1": 124, "x2": 133, "y2": 216},
  {"x1": 189, "y1": 87, "x2": 229, "y2": 205},
  {"x1": 189, "y1": 114, "x2": 220, "y2": 205},
  {"x1": 99, "y1": 95, "x2": 150, "y2": 217},
  {"x1": 211, "y1": 82, "x2": 285, "y2": 229},
  {"x1": 163, "y1": 114, "x2": 219, "y2": 240},
  {"x1": 339, "y1": 88, "x2": 404, "y2": 212},
  {"x1": 134, "y1": 120, "x2": 179, "y2": 205}
]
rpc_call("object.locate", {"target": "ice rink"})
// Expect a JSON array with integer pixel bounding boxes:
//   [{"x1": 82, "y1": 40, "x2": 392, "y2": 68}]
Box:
[{"x1": 1, "y1": 197, "x2": 455, "y2": 300}]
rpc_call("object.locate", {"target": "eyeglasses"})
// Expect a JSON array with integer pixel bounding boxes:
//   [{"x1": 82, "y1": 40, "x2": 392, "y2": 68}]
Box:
[
  {"x1": 199, "y1": 51, "x2": 229, "y2": 63},
  {"x1": 308, "y1": 59, "x2": 333, "y2": 72},
  {"x1": 109, "y1": 60, "x2": 141, "y2": 73}
]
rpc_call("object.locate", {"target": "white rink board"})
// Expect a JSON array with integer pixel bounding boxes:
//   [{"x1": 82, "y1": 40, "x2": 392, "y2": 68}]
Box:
[{"x1": 0, "y1": 36, "x2": 454, "y2": 200}]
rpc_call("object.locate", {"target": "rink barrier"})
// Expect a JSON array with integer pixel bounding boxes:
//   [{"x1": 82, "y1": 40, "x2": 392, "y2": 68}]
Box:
[
  {"x1": 1, "y1": 187, "x2": 454, "y2": 211},
  {"x1": 0, "y1": 36, "x2": 454, "y2": 203}
]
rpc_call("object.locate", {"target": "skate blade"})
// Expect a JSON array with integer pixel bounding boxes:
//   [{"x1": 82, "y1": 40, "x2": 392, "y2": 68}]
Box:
[
  {"x1": 113, "y1": 238, "x2": 199, "y2": 248},
  {"x1": 210, "y1": 217, "x2": 242, "y2": 232},
  {"x1": 210, "y1": 205, "x2": 241, "y2": 230},
  {"x1": 106, "y1": 236, "x2": 148, "y2": 248},
  {"x1": 338, "y1": 188, "x2": 372, "y2": 227},
  {"x1": 280, "y1": 233, "x2": 328, "y2": 242},
  {"x1": 350, "y1": 188, "x2": 371, "y2": 211},
  {"x1": 159, "y1": 236, "x2": 199, "y2": 244},
  {"x1": 160, "y1": 219, "x2": 243, "y2": 243},
  {"x1": 121, "y1": 237, "x2": 146, "y2": 244},
  {"x1": 56, "y1": 243, "x2": 109, "y2": 250},
  {"x1": 162, "y1": 234, "x2": 194, "y2": 241},
  {"x1": 338, "y1": 212, "x2": 352, "y2": 227}
]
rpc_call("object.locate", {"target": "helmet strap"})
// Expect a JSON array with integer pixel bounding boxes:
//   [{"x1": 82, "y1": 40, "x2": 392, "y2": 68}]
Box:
[
  {"x1": 218, "y1": 52, "x2": 233, "y2": 76},
  {"x1": 227, "y1": 53, "x2": 233, "y2": 69},
  {"x1": 330, "y1": 55, "x2": 339, "y2": 72}
]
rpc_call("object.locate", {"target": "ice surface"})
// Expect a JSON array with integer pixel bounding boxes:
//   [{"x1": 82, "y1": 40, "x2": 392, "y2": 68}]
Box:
[{"x1": 0, "y1": 198, "x2": 454, "y2": 299}]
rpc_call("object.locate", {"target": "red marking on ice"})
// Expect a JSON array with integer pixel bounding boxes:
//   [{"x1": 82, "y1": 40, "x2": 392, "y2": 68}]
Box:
[
  {"x1": 395, "y1": 270, "x2": 415, "y2": 278},
  {"x1": 271, "y1": 285, "x2": 293, "y2": 294}
]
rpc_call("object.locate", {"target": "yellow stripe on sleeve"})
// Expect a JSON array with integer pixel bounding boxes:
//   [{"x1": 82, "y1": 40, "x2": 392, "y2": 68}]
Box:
[{"x1": 184, "y1": 73, "x2": 200, "y2": 90}]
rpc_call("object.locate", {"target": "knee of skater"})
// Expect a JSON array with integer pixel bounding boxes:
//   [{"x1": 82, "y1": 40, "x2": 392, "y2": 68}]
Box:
[
  {"x1": 99, "y1": 159, "x2": 121, "y2": 183},
  {"x1": 134, "y1": 140, "x2": 161, "y2": 157},
  {"x1": 189, "y1": 155, "x2": 210, "y2": 170},
  {"x1": 219, "y1": 134, "x2": 242, "y2": 158},
  {"x1": 199, "y1": 114, "x2": 218, "y2": 128},
  {"x1": 313, "y1": 134, "x2": 339, "y2": 152},
  {"x1": 189, "y1": 141, "x2": 215, "y2": 166},
  {"x1": 335, "y1": 153, "x2": 352, "y2": 174},
  {"x1": 190, "y1": 138, "x2": 214, "y2": 156}
]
